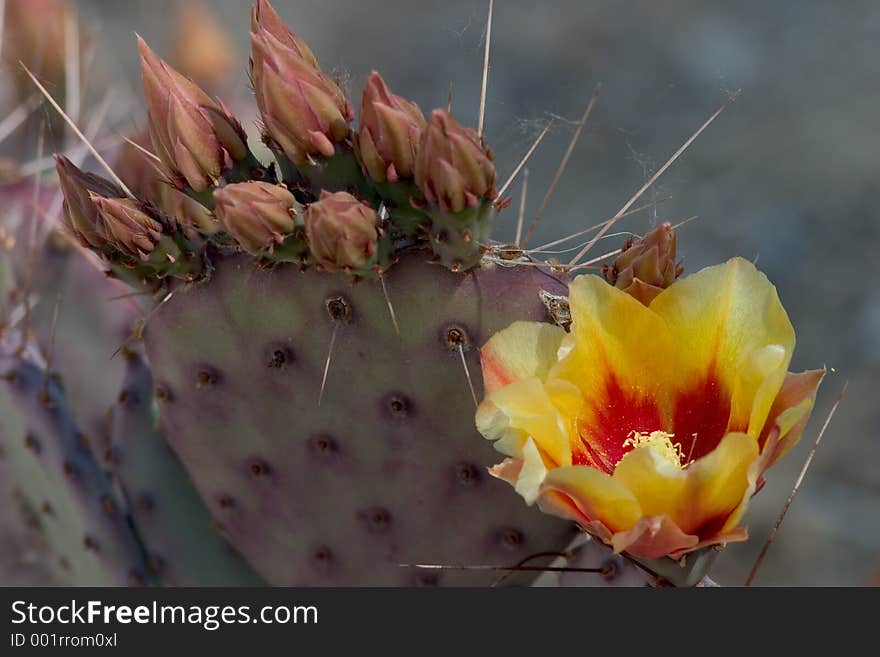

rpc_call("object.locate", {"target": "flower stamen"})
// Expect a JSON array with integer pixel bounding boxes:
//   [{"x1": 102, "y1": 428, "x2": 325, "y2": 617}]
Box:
[{"x1": 623, "y1": 430, "x2": 686, "y2": 468}]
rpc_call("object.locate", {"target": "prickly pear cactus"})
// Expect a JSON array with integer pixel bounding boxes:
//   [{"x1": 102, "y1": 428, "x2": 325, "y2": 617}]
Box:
[
  {"x1": 110, "y1": 352, "x2": 264, "y2": 586},
  {"x1": 0, "y1": 334, "x2": 149, "y2": 586},
  {"x1": 144, "y1": 251, "x2": 575, "y2": 585},
  {"x1": 31, "y1": 0, "x2": 602, "y2": 586}
]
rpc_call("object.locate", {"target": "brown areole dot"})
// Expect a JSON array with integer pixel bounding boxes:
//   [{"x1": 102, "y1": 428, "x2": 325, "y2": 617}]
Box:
[
  {"x1": 497, "y1": 527, "x2": 525, "y2": 551},
  {"x1": 443, "y1": 324, "x2": 471, "y2": 351},
  {"x1": 325, "y1": 296, "x2": 352, "y2": 323},
  {"x1": 454, "y1": 462, "x2": 482, "y2": 488},
  {"x1": 24, "y1": 433, "x2": 41, "y2": 454}
]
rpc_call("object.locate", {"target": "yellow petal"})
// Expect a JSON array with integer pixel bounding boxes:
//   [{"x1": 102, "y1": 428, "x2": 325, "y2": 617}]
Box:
[
  {"x1": 513, "y1": 438, "x2": 549, "y2": 504},
  {"x1": 485, "y1": 377, "x2": 572, "y2": 467},
  {"x1": 650, "y1": 257, "x2": 795, "y2": 438},
  {"x1": 479, "y1": 321, "x2": 565, "y2": 394},
  {"x1": 550, "y1": 275, "x2": 674, "y2": 469},
  {"x1": 612, "y1": 432, "x2": 759, "y2": 536},
  {"x1": 540, "y1": 465, "x2": 642, "y2": 533}
]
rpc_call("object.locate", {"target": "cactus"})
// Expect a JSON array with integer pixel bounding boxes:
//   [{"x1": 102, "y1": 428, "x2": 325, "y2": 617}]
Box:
[
  {"x1": 110, "y1": 352, "x2": 264, "y2": 586},
  {"x1": 0, "y1": 333, "x2": 148, "y2": 585},
  {"x1": 0, "y1": 0, "x2": 819, "y2": 589}
]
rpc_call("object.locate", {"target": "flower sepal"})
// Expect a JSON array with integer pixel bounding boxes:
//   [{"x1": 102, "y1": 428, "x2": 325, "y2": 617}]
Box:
[
  {"x1": 284, "y1": 142, "x2": 373, "y2": 201},
  {"x1": 369, "y1": 178, "x2": 430, "y2": 238},
  {"x1": 628, "y1": 545, "x2": 721, "y2": 587}
]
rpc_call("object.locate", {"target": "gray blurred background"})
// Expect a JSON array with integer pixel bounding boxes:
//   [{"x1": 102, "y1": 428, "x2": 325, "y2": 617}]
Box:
[{"x1": 65, "y1": 0, "x2": 880, "y2": 585}]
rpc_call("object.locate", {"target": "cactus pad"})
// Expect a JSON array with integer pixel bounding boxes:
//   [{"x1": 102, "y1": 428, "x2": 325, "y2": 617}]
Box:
[
  {"x1": 110, "y1": 352, "x2": 264, "y2": 586},
  {"x1": 0, "y1": 338, "x2": 148, "y2": 586},
  {"x1": 143, "y1": 251, "x2": 576, "y2": 585}
]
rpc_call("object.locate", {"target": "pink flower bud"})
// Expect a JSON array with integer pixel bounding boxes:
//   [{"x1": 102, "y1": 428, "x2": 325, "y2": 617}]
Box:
[
  {"x1": 603, "y1": 222, "x2": 684, "y2": 305},
  {"x1": 355, "y1": 71, "x2": 426, "y2": 183},
  {"x1": 304, "y1": 191, "x2": 379, "y2": 271},
  {"x1": 414, "y1": 110, "x2": 496, "y2": 214},
  {"x1": 250, "y1": 0, "x2": 353, "y2": 165},
  {"x1": 54, "y1": 156, "x2": 124, "y2": 250},
  {"x1": 90, "y1": 196, "x2": 164, "y2": 260},
  {"x1": 213, "y1": 182, "x2": 297, "y2": 255},
  {"x1": 138, "y1": 37, "x2": 248, "y2": 192}
]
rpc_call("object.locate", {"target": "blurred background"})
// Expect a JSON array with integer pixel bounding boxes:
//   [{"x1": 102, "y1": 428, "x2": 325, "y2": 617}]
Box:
[{"x1": 1, "y1": 0, "x2": 877, "y2": 585}]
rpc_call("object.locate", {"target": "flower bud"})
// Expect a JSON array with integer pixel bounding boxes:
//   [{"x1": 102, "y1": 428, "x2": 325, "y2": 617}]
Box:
[
  {"x1": 304, "y1": 191, "x2": 379, "y2": 271},
  {"x1": 414, "y1": 110, "x2": 496, "y2": 214},
  {"x1": 90, "y1": 196, "x2": 164, "y2": 260},
  {"x1": 355, "y1": 71, "x2": 426, "y2": 183},
  {"x1": 138, "y1": 37, "x2": 248, "y2": 192},
  {"x1": 250, "y1": 0, "x2": 353, "y2": 165},
  {"x1": 213, "y1": 182, "x2": 297, "y2": 255},
  {"x1": 54, "y1": 156, "x2": 125, "y2": 250},
  {"x1": 2, "y1": 0, "x2": 86, "y2": 101},
  {"x1": 171, "y1": 0, "x2": 238, "y2": 93},
  {"x1": 603, "y1": 222, "x2": 683, "y2": 305}
]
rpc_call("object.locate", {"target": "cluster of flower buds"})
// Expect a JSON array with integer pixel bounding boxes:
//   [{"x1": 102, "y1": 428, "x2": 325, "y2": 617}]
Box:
[
  {"x1": 116, "y1": 131, "x2": 217, "y2": 237},
  {"x1": 139, "y1": 37, "x2": 250, "y2": 193},
  {"x1": 213, "y1": 182, "x2": 298, "y2": 256},
  {"x1": 56, "y1": 156, "x2": 163, "y2": 260},
  {"x1": 250, "y1": 0, "x2": 353, "y2": 166},
  {"x1": 58, "y1": 0, "x2": 511, "y2": 277},
  {"x1": 603, "y1": 222, "x2": 684, "y2": 305},
  {"x1": 56, "y1": 157, "x2": 205, "y2": 281},
  {"x1": 355, "y1": 72, "x2": 426, "y2": 184},
  {"x1": 304, "y1": 191, "x2": 381, "y2": 272}
]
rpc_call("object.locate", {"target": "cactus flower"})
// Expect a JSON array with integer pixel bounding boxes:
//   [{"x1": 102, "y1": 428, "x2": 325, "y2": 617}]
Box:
[
  {"x1": 604, "y1": 222, "x2": 684, "y2": 305},
  {"x1": 138, "y1": 37, "x2": 248, "y2": 192},
  {"x1": 90, "y1": 196, "x2": 164, "y2": 261},
  {"x1": 304, "y1": 191, "x2": 379, "y2": 271},
  {"x1": 476, "y1": 258, "x2": 824, "y2": 560},
  {"x1": 355, "y1": 71, "x2": 426, "y2": 183},
  {"x1": 213, "y1": 182, "x2": 297, "y2": 255},
  {"x1": 250, "y1": 0, "x2": 354, "y2": 165},
  {"x1": 414, "y1": 109, "x2": 496, "y2": 214},
  {"x1": 54, "y1": 156, "x2": 125, "y2": 250}
]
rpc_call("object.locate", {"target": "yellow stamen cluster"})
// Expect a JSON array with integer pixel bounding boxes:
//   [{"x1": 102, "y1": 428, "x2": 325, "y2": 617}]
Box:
[{"x1": 623, "y1": 430, "x2": 685, "y2": 468}]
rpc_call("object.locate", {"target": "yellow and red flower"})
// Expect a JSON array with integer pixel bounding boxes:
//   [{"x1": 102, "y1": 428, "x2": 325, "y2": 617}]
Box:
[{"x1": 476, "y1": 257, "x2": 823, "y2": 560}]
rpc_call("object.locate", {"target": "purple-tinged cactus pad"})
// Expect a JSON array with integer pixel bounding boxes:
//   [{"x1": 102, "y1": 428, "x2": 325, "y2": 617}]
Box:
[
  {"x1": 0, "y1": 341, "x2": 148, "y2": 586},
  {"x1": 144, "y1": 250, "x2": 576, "y2": 585},
  {"x1": 111, "y1": 352, "x2": 264, "y2": 586}
]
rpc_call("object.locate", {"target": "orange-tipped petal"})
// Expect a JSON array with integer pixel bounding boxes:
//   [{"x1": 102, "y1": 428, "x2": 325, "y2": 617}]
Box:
[{"x1": 759, "y1": 368, "x2": 825, "y2": 468}]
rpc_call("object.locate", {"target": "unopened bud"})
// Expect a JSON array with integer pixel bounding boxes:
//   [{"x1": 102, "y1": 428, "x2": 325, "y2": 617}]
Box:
[
  {"x1": 213, "y1": 181, "x2": 297, "y2": 255},
  {"x1": 355, "y1": 71, "x2": 426, "y2": 183},
  {"x1": 139, "y1": 37, "x2": 248, "y2": 192},
  {"x1": 304, "y1": 191, "x2": 379, "y2": 271},
  {"x1": 90, "y1": 196, "x2": 164, "y2": 260},
  {"x1": 54, "y1": 156, "x2": 124, "y2": 250},
  {"x1": 603, "y1": 222, "x2": 683, "y2": 305},
  {"x1": 171, "y1": 0, "x2": 238, "y2": 92},
  {"x1": 414, "y1": 109, "x2": 496, "y2": 214},
  {"x1": 250, "y1": 0, "x2": 353, "y2": 165}
]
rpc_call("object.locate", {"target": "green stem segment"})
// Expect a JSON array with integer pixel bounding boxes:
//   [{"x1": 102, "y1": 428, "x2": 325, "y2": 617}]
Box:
[{"x1": 426, "y1": 200, "x2": 496, "y2": 271}]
